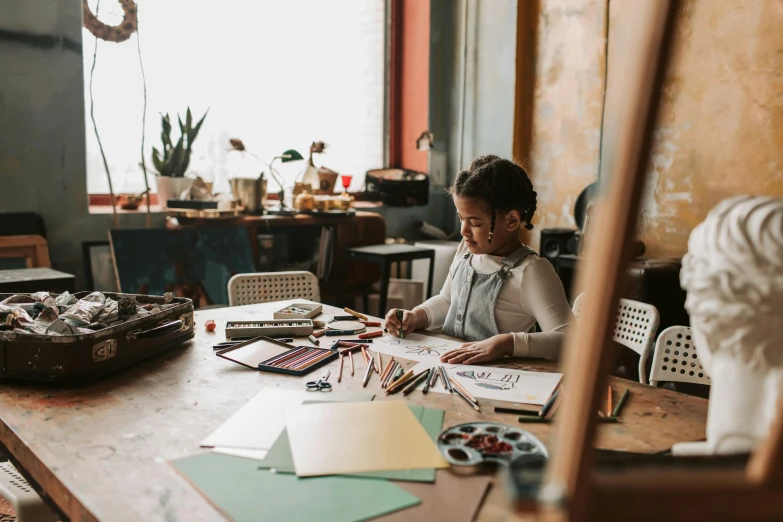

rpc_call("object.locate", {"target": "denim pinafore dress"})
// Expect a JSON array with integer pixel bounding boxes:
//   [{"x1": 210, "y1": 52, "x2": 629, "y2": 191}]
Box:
[{"x1": 442, "y1": 245, "x2": 536, "y2": 342}]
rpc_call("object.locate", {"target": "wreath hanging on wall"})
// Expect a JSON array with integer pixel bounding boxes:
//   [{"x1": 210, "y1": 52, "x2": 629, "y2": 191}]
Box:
[{"x1": 82, "y1": 0, "x2": 138, "y2": 43}]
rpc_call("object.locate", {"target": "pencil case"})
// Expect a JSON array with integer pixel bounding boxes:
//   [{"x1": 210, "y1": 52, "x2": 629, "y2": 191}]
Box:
[
  {"x1": 215, "y1": 336, "x2": 338, "y2": 377},
  {"x1": 225, "y1": 320, "x2": 314, "y2": 339}
]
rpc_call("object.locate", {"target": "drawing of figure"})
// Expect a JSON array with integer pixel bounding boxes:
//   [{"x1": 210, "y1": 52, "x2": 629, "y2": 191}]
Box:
[
  {"x1": 406, "y1": 346, "x2": 443, "y2": 357},
  {"x1": 456, "y1": 370, "x2": 519, "y2": 390}
]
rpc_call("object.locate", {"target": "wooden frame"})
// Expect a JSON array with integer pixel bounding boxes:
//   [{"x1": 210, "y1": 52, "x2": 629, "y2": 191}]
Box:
[
  {"x1": 536, "y1": 1, "x2": 783, "y2": 521},
  {"x1": 0, "y1": 235, "x2": 51, "y2": 268}
]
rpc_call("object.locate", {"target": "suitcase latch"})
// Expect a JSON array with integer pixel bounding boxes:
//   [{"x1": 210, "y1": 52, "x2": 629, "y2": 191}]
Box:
[{"x1": 93, "y1": 339, "x2": 118, "y2": 363}]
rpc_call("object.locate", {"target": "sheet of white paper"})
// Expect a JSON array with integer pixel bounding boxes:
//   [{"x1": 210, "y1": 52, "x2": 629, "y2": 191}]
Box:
[
  {"x1": 413, "y1": 362, "x2": 562, "y2": 406},
  {"x1": 212, "y1": 447, "x2": 269, "y2": 461},
  {"x1": 371, "y1": 333, "x2": 465, "y2": 364},
  {"x1": 201, "y1": 388, "x2": 306, "y2": 450},
  {"x1": 201, "y1": 388, "x2": 376, "y2": 450}
]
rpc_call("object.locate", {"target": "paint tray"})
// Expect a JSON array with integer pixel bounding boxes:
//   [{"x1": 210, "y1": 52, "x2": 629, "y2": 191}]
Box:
[
  {"x1": 273, "y1": 303, "x2": 323, "y2": 320},
  {"x1": 216, "y1": 336, "x2": 337, "y2": 377},
  {"x1": 225, "y1": 319, "x2": 314, "y2": 339}
]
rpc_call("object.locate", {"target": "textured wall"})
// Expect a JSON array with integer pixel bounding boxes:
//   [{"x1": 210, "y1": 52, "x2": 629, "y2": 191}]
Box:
[
  {"x1": 527, "y1": 0, "x2": 606, "y2": 250},
  {"x1": 527, "y1": 0, "x2": 783, "y2": 258}
]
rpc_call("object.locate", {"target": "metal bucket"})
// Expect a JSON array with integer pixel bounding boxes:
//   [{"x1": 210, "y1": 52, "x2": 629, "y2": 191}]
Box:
[{"x1": 229, "y1": 177, "x2": 267, "y2": 214}]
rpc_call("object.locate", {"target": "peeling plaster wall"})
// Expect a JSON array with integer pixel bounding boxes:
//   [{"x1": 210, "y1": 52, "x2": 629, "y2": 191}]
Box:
[
  {"x1": 527, "y1": 0, "x2": 606, "y2": 251},
  {"x1": 529, "y1": 0, "x2": 783, "y2": 258}
]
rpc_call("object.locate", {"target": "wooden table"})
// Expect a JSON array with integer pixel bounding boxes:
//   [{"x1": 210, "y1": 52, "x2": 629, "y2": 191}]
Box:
[{"x1": 0, "y1": 301, "x2": 708, "y2": 522}]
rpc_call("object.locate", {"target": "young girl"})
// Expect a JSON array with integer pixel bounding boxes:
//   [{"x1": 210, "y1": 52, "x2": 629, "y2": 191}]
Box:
[{"x1": 384, "y1": 155, "x2": 573, "y2": 365}]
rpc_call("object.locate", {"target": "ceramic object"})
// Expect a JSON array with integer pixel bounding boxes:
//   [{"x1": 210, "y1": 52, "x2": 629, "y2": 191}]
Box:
[
  {"x1": 674, "y1": 196, "x2": 783, "y2": 456},
  {"x1": 156, "y1": 177, "x2": 193, "y2": 208}
]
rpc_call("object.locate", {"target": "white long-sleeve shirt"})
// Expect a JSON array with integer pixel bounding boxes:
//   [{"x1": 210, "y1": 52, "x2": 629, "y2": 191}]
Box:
[{"x1": 414, "y1": 240, "x2": 573, "y2": 360}]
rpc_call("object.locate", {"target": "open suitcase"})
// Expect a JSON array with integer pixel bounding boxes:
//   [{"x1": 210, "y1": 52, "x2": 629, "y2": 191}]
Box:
[{"x1": 0, "y1": 292, "x2": 194, "y2": 384}]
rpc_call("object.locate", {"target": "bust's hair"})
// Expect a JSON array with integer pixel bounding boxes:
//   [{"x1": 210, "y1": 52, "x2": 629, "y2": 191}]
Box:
[{"x1": 681, "y1": 196, "x2": 783, "y2": 369}]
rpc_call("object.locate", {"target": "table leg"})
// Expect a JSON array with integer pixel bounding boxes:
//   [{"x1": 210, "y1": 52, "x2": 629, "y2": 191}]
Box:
[
  {"x1": 378, "y1": 260, "x2": 391, "y2": 316},
  {"x1": 426, "y1": 253, "x2": 435, "y2": 299}
]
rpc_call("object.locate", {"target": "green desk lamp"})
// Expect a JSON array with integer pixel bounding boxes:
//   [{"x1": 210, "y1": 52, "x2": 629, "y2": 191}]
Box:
[{"x1": 268, "y1": 149, "x2": 304, "y2": 211}]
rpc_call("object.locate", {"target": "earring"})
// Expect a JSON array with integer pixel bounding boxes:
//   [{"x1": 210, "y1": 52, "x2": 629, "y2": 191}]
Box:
[{"x1": 488, "y1": 210, "x2": 496, "y2": 244}]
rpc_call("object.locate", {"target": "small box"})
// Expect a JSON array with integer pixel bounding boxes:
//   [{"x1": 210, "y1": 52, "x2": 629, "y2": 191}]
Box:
[
  {"x1": 225, "y1": 319, "x2": 314, "y2": 339},
  {"x1": 273, "y1": 303, "x2": 322, "y2": 320}
]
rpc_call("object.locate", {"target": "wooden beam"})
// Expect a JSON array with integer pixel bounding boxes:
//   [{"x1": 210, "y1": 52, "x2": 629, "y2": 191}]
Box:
[{"x1": 539, "y1": 2, "x2": 679, "y2": 521}]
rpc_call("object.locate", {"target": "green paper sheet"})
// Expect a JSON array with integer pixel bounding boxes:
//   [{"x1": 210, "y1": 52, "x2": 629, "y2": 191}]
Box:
[
  {"x1": 172, "y1": 453, "x2": 420, "y2": 522},
  {"x1": 258, "y1": 404, "x2": 445, "y2": 482}
]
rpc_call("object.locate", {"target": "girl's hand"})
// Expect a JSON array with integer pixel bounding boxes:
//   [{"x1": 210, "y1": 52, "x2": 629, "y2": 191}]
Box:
[
  {"x1": 384, "y1": 308, "x2": 419, "y2": 337},
  {"x1": 439, "y1": 334, "x2": 514, "y2": 364}
]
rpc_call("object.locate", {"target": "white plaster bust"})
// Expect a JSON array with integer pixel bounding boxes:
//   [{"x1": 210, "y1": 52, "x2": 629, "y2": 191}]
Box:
[{"x1": 673, "y1": 195, "x2": 783, "y2": 455}]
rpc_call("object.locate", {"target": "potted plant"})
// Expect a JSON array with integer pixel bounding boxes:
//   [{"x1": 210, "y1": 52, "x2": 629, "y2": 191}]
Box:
[{"x1": 152, "y1": 107, "x2": 208, "y2": 206}]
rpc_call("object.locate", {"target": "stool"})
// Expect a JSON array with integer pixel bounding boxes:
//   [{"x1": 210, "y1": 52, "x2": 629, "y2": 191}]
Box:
[
  {"x1": 0, "y1": 462, "x2": 57, "y2": 522},
  {"x1": 345, "y1": 244, "x2": 435, "y2": 315}
]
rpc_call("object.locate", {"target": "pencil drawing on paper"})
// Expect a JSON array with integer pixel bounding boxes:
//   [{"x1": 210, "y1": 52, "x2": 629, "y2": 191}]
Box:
[
  {"x1": 456, "y1": 370, "x2": 520, "y2": 391},
  {"x1": 382, "y1": 338, "x2": 449, "y2": 358}
]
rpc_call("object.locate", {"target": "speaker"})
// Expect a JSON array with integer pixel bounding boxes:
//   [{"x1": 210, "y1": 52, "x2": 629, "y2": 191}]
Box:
[{"x1": 539, "y1": 228, "x2": 577, "y2": 262}]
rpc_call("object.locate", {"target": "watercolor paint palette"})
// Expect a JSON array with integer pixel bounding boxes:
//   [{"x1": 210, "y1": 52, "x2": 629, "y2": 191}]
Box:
[
  {"x1": 437, "y1": 422, "x2": 547, "y2": 467},
  {"x1": 273, "y1": 303, "x2": 323, "y2": 320},
  {"x1": 215, "y1": 336, "x2": 337, "y2": 377}
]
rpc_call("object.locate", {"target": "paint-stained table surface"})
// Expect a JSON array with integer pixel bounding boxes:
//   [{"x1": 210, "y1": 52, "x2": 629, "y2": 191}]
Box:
[{"x1": 0, "y1": 300, "x2": 708, "y2": 522}]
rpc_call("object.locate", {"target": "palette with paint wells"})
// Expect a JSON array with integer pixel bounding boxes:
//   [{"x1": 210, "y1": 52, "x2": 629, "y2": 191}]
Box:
[
  {"x1": 273, "y1": 303, "x2": 323, "y2": 320},
  {"x1": 437, "y1": 422, "x2": 547, "y2": 468},
  {"x1": 215, "y1": 336, "x2": 338, "y2": 376},
  {"x1": 225, "y1": 320, "x2": 313, "y2": 339}
]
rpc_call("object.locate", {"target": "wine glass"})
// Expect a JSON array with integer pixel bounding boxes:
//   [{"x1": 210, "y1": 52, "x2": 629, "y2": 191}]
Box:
[{"x1": 340, "y1": 175, "x2": 353, "y2": 194}]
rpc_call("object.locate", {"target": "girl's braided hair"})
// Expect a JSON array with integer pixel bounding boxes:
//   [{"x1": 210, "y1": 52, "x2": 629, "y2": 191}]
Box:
[{"x1": 448, "y1": 155, "x2": 537, "y2": 237}]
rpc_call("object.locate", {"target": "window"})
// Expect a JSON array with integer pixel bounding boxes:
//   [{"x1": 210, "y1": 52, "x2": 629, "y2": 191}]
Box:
[{"x1": 83, "y1": 0, "x2": 386, "y2": 196}]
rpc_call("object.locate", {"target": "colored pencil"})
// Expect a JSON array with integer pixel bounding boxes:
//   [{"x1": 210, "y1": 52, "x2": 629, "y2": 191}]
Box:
[
  {"x1": 386, "y1": 369, "x2": 415, "y2": 394},
  {"x1": 440, "y1": 367, "x2": 453, "y2": 393},
  {"x1": 422, "y1": 369, "x2": 433, "y2": 394},
  {"x1": 362, "y1": 358, "x2": 373, "y2": 387},
  {"x1": 382, "y1": 361, "x2": 399, "y2": 388},
  {"x1": 349, "y1": 349, "x2": 354, "y2": 376},
  {"x1": 291, "y1": 351, "x2": 333, "y2": 370},
  {"x1": 437, "y1": 366, "x2": 448, "y2": 390},
  {"x1": 360, "y1": 346, "x2": 370, "y2": 365},
  {"x1": 392, "y1": 366, "x2": 404, "y2": 382},
  {"x1": 612, "y1": 389, "x2": 631, "y2": 417},
  {"x1": 283, "y1": 350, "x2": 324, "y2": 369},
  {"x1": 607, "y1": 385, "x2": 612, "y2": 417},
  {"x1": 359, "y1": 330, "x2": 383, "y2": 339},
  {"x1": 449, "y1": 377, "x2": 478, "y2": 404},
  {"x1": 391, "y1": 369, "x2": 426, "y2": 395},
  {"x1": 402, "y1": 370, "x2": 431, "y2": 396},
  {"x1": 339, "y1": 339, "x2": 372, "y2": 344},
  {"x1": 544, "y1": 392, "x2": 563, "y2": 420},
  {"x1": 344, "y1": 307, "x2": 368, "y2": 321},
  {"x1": 453, "y1": 385, "x2": 480, "y2": 412},
  {"x1": 428, "y1": 367, "x2": 439, "y2": 387},
  {"x1": 494, "y1": 406, "x2": 539, "y2": 416},
  {"x1": 260, "y1": 347, "x2": 309, "y2": 367},
  {"x1": 396, "y1": 309, "x2": 405, "y2": 339},
  {"x1": 374, "y1": 352, "x2": 381, "y2": 374},
  {"x1": 379, "y1": 357, "x2": 394, "y2": 383},
  {"x1": 538, "y1": 389, "x2": 561, "y2": 417},
  {"x1": 378, "y1": 353, "x2": 384, "y2": 374}
]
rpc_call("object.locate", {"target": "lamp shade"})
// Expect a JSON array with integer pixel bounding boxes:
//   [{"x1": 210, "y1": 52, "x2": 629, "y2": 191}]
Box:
[{"x1": 280, "y1": 149, "x2": 304, "y2": 162}]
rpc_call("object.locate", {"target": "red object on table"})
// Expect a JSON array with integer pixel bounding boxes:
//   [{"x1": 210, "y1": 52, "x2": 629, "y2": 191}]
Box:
[
  {"x1": 205, "y1": 320, "x2": 216, "y2": 332},
  {"x1": 360, "y1": 321, "x2": 381, "y2": 327},
  {"x1": 359, "y1": 330, "x2": 383, "y2": 339},
  {"x1": 340, "y1": 175, "x2": 353, "y2": 192}
]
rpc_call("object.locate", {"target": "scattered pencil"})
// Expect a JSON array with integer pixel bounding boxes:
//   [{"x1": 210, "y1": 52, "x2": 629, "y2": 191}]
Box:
[
  {"x1": 538, "y1": 389, "x2": 560, "y2": 417},
  {"x1": 428, "y1": 367, "x2": 439, "y2": 387},
  {"x1": 344, "y1": 307, "x2": 368, "y2": 321},
  {"x1": 392, "y1": 366, "x2": 404, "y2": 382},
  {"x1": 607, "y1": 385, "x2": 613, "y2": 417},
  {"x1": 349, "y1": 350, "x2": 355, "y2": 376},
  {"x1": 379, "y1": 357, "x2": 393, "y2": 383},
  {"x1": 378, "y1": 353, "x2": 384, "y2": 375},
  {"x1": 338, "y1": 353, "x2": 344, "y2": 383},
  {"x1": 362, "y1": 358, "x2": 373, "y2": 387},
  {"x1": 452, "y1": 385, "x2": 480, "y2": 412},
  {"x1": 395, "y1": 309, "x2": 405, "y2": 339},
  {"x1": 449, "y1": 376, "x2": 479, "y2": 406},
  {"x1": 495, "y1": 406, "x2": 539, "y2": 416},
  {"x1": 386, "y1": 369, "x2": 415, "y2": 394},
  {"x1": 374, "y1": 352, "x2": 381, "y2": 374},
  {"x1": 612, "y1": 389, "x2": 631, "y2": 417},
  {"x1": 308, "y1": 334, "x2": 320, "y2": 345},
  {"x1": 360, "y1": 346, "x2": 370, "y2": 365},
  {"x1": 383, "y1": 361, "x2": 399, "y2": 388},
  {"x1": 423, "y1": 368, "x2": 438, "y2": 394},
  {"x1": 402, "y1": 370, "x2": 430, "y2": 396},
  {"x1": 440, "y1": 367, "x2": 453, "y2": 393}
]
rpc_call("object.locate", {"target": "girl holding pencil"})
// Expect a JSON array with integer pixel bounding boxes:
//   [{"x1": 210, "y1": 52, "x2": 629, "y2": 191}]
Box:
[{"x1": 384, "y1": 155, "x2": 574, "y2": 364}]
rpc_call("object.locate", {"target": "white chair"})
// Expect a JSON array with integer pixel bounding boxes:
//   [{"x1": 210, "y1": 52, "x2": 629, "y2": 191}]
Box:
[
  {"x1": 572, "y1": 294, "x2": 660, "y2": 384},
  {"x1": 649, "y1": 326, "x2": 710, "y2": 387},
  {"x1": 227, "y1": 271, "x2": 321, "y2": 307},
  {"x1": 0, "y1": 462, "x2": 57, "y2": 522}
]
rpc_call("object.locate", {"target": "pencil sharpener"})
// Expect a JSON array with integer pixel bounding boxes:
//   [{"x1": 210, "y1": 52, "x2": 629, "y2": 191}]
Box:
[{"x1": 437, "y1": 422, "x2": 547, "y2": 470}]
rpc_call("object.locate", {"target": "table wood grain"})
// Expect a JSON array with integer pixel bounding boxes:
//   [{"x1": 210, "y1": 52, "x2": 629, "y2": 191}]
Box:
[{"x1": 0, "y1": 300, "x2": 707, "y2": 522}]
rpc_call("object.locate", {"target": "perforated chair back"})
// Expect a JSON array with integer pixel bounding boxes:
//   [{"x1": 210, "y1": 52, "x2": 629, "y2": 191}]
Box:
[
  {"x1": 228, "y1": 271, "x2": 321, "y2": 307},
  {"x1": 0, "y1": 462, "x2": 57, "y2": 522},
  {"x1": 649, "y1": 326, "x2": 711, "y2": 387},
  {"x1": 572, "y1": 294, "x2": 660, "y2": 384}
]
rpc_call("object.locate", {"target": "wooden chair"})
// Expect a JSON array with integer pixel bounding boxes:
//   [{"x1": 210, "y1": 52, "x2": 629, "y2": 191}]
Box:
[
  {"x1": 227, "y1": 271, "x2": 321, "y2": 307},
  {"x1": 649, "y1": 325, "x2": 711, "y2": 387},
  {"x1": 0, "y1": 235, "x2": 51, "y2": 268},
  {"x1": 573, "y1": 293, "x2": 660, "y2": 384}
]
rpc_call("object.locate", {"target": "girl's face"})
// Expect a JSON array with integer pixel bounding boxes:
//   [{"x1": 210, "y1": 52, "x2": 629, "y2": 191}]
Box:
[{"x1": 454, "y1": 196, "x2": 521, "y2": 255}]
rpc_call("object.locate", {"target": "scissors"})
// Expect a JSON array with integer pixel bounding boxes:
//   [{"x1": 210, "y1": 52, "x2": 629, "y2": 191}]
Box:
[{"x1": 306, "y1": 370, "x2": 332, "y2": 392}]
